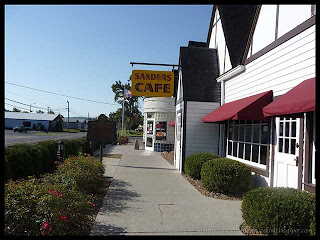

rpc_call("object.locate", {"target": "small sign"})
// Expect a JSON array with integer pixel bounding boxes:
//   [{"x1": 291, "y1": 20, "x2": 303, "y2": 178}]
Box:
[
  {"x1": 155, "y1": 121, "x2": 167, "y2": 140},
  {"x1": 87, "y1": 114, "x2": 117, "y2": 144},
  {"x1": 131, "y1": 70, "x2": 174, "y2": 97}
]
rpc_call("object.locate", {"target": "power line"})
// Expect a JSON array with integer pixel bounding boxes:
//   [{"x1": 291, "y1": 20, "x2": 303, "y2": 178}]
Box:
[
  {"x1": 6, "y1": 90, "x2": 68, "y2": 111},
  {"x1": 5, "y1": 81, "x2": 119, "y2": 106},
  {"x1": 5, "y1": 98, "x2": 49, "y2": 110},
  {"x1": 5, "y1": 102, "x2": 31, "y2": 112}
]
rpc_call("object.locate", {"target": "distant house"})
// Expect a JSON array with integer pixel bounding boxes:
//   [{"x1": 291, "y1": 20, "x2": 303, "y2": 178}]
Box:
[
  {"x1": 5, "y1": 112, "x2": 63, "y2": 130},
  {"x1": 62, "y1": 117, "x2": 88, "y2": 130}
]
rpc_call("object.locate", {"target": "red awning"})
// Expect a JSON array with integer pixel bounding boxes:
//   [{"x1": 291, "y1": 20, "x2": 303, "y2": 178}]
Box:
[
  {"x1": 263, "y1": 77, "x2": 315, "y2": 117},
  {"x1": 168, "y1": 120, "x2": 175, "y2": 126},
  {"x1": 202, "y1": 90, "x2": 273, "y2": 123}
]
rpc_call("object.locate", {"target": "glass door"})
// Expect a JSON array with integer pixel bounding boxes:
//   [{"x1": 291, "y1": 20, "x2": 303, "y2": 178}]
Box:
[{"x1": 145, "y1": 120, "x2": 154, "y2": 151}]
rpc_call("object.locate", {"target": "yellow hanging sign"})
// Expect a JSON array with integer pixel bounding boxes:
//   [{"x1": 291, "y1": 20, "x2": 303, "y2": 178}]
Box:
[{"x1": 131, "y1": 70, "x2": 174, "y2": 97}]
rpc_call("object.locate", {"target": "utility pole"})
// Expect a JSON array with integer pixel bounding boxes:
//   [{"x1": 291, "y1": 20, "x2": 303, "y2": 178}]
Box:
[
  {"x1": 67, "y1": 101, "x2": 69, "y2": 132},
  {"x1": 30, "y1": 103, "x2": 36, "y2": 113},
  {"x1": 122, "y1": 87, "x2": 125, "y2": 136}
]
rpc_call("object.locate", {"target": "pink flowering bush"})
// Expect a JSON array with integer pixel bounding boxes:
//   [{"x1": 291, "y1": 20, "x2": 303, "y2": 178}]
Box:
[{"x1": 5, "y1": 155, "x2": 105, "y2": 236}]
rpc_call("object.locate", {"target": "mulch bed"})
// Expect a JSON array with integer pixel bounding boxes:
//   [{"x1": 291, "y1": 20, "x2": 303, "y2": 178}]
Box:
[
  {"x1": 103, "y1": 154, "x2": 123, "y2": 159},
  {"x1": 161, "y1": 151, "x2": 174, "y2": 166},
  {"x1": 182, "y1": 173, "x2": 242, "y2": 201}
]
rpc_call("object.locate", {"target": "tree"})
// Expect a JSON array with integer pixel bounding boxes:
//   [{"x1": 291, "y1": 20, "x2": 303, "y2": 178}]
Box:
[
  {"x1": 13, "y1": 107, "x2": 21, "y2": 112},
  {"x1": 5, "y1": 108, "x2": 9, "y2": 112},
  {"x1": 37, "y1": 110, "x2": 44, "y2": 114},
  {"x1": 111, "y1": 77, "x2": 143, "y2": 132},
  {"x1": 48, "y1": 109, "x2": 55, "y2": 114}
]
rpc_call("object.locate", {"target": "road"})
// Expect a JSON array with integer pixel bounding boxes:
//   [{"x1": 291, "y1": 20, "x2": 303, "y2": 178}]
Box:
[{"x1": 5, "y1": 129, "x2": 87, "y2": 147}]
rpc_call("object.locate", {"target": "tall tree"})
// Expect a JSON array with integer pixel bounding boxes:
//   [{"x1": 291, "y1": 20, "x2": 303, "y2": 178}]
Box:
[
  {"x1": 13, "y1": 107, "x2": 21, "y2": 112},
  {"x1": 37, "y1": 110, "x2": 44, "y2": 114},
  {"x1": 111, "y1": 77, "x2": 143, "y2": 131}
]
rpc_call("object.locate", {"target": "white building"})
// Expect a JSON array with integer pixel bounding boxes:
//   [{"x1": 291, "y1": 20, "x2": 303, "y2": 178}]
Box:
[
  {"x1": 5, "y1": 112, "x2": 63, "y2": 130},
  {"x1": 202, "y1": 5, "x2": 315, "y2": 192},
  {"x1": 143, "y1": 97, "x2": 175, "y2": 152},
  {"x1": 174, "y1": 41, "x2": 221, "y2": 172}
]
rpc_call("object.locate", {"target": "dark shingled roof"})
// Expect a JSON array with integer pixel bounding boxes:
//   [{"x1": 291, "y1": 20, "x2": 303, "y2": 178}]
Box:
[
  {"x1": 188, "y1": 41, "x2": 207, "y2": 48},
  {"x1": 179, "y1": 46, "x2": 220, "y2": 102},
  {"x1": 218, "y1": 5, "x2": 259, "y2": 67}
]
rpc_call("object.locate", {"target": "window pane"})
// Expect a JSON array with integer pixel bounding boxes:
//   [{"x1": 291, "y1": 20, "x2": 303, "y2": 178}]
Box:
[
  {"x1": 291, "y1": 139, "x2": 296, "y2": 155},
  {"x1": 233, "y1": 126, "x2": 239, "y2": 141},
  {"x1": 240, "y1": 120, "x2": 245, "y2": 124},
  {"x1": 245, "y1": 125, "x2": 252, "y2": 142},
  {"x1": 279, "y1": 138, "x2": 283, "y2": 152},
  {"x1": 252, "y1": 125, "x2": 260, "y2": 143},
  {"x1": 260, "y1": 146, "x2": 267, "y2": 165},
  {"x1": 252, "y1": 145, "x2": 259, "y2": 163},
  {"x1": 228, "y1": 141, "x2": 232, "y2": 155},
  {"x1": 233, "y1": 142, "x2": 238, "y2": 157},
  {"x1": 291, "y1": 121, "x2": 296, "y2": 137},
  {"x1": 285, "y1": 122, "x2": 289, "y2": 137},
  {"x1": 246, "y1": 120, "x2": 252, "y2": 124},
  {"x1": 253, "y1": 120, "x2": 260, "y2": 124},
  {"x1": 285, "y1": 139, "x2": 289, "y2": 153},
  {"x1": 279, "y1": 122, "x2": 283, "y2": 136},
  {"x1": 239, "y1": 125, "x2": 245, "y2": 141},
  {"x1": 261, "y1": 124, "x2": 269, "y2": 144},
  {"x1": 239, "y1": 143, "x2": 244, "y2": 159},
  {"x1": 245, "y1": 144, "x2": 251, "y2": 160},
  {"x1": 228, "y1": 126, "x2": 233, "y2": 139},
  {"x1": 280, "y1": 117, "x2": 283, "y2": 120}
]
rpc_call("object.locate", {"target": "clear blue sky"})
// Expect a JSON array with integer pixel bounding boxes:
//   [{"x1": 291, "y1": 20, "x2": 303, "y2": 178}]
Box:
[{"x1": 5, "y1": 5, "x2": 213, "y2": 118}]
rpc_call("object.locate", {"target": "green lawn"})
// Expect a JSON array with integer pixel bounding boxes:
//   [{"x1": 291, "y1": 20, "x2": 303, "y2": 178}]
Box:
[
  {"x1": 62, "y1": 128, "x2": 86, "y2": 133},
  {"x1": 35, "y1": 132, "x2": 66, "y2": 136},
  {"x1": 117, "y1": 129, "x2": 143, "y2": 137}
]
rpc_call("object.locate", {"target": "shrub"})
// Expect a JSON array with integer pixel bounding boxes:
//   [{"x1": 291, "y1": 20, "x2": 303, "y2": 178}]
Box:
[
  {"x1": 32, "y1": 123, "x2": 36, "y2": 130},
  {"x1": 201, "y1": 158, "x2": 251, "y2": 195},
  {"x1": 4, "y1": 155, "x2": 105, "y2": 236},
  {"x1": 241, "y1": 187, "x2": 316, "y2": 235},
  {"x1": 185, "y1": 152, "x2": 219, "y2": 179},
  {"x1": 5, "y1": 138, "x2": 87, "y2": 181}
]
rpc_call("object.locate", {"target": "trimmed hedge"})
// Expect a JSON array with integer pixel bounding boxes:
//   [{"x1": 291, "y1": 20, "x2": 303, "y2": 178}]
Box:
[
  {"x1": 5, "y1": 137, "x2": 89, "y2": 181},
  {"x1": 185, "y1": 152, "x2": 220, "y2": 179},
  {"x1": 242, "y1": 187, "x2": 316, "y2": 236},
  {"x1": 200, "y1": 158, "x2": 251, "y2": 195}
]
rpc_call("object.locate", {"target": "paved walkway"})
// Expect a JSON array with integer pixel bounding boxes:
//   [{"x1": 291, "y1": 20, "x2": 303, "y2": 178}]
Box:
[{"x1": 90, "y1": 142, "x2": 244, "y2": 235}]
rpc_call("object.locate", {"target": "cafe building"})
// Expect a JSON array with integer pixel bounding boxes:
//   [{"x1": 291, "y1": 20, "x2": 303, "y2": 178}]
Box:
[
  {"x1": 143, "y1": 97, "x2": 176, "y2": 152},
  {"x1": 202, "y1": 5, "x2": 315, "y2": 191}
]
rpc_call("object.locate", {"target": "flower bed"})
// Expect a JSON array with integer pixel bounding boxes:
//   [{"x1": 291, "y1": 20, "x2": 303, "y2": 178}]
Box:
[{"x1": 5, "y1": 155, "x2": 110, "y2": 236}]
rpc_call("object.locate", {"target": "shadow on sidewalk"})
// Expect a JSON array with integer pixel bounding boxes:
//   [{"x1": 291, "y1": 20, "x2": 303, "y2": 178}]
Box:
[
  {"x1": 118, "y1": 165, "x2": 176, "y2": 171},
  {"x1": 99, "y1": 179, "x2": 143, "y2": 215},
  {"x1": 91, "y1": 222, "x2": 127, "y2": 235}
]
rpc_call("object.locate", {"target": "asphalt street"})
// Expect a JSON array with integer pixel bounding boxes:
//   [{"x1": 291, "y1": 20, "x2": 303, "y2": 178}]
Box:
[{"x1": 4, "y1": 129, "x2": 87, "y2": 147}]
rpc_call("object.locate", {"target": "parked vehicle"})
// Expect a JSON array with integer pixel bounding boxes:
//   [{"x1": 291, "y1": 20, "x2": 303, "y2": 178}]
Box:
[{"x1": 13, "y1": 125, "x2": 28, "y2": 133}]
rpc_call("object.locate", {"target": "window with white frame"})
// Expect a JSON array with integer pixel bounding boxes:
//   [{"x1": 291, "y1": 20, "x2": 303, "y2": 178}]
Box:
[{"x1": 227, "y1": 120, "x2": 269, "y2": 166}]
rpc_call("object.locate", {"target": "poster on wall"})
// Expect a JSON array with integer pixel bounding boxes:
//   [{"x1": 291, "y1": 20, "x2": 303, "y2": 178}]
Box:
[{"x1": 155, "y1": 121, "x2": 167, "y2": 140}]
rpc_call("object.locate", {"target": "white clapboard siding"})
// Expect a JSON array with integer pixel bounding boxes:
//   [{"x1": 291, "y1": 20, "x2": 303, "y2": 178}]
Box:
[
  {"x1": 185, "y1": 101, "x2": 220, "y2": 158},
  {"x1": 225, "y1": 25, "x2": 315, "y2": 103}
]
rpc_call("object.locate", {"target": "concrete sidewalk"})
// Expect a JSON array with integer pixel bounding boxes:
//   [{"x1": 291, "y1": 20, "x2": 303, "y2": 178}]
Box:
[{"x1": 90, "y1": 142, "x2": 244, "y2": 235}]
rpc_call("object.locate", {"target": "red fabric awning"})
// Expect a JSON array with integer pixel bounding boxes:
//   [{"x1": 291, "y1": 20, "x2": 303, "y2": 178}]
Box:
[
  {"x1": 168, "y1": 120, "x2": 175, "y2": 126},
  {"x1": 263, "y1": 77, "x2": 315, "y2": 117},
  {"x1": 202, "y1": 90, "x2": 273, "y2": 123}
]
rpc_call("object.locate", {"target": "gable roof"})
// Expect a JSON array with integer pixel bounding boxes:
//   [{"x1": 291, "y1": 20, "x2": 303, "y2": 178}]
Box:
[
  {"x1": 179, "y1": 46, "x2": 220, "y2": 102},
  {"x1": 218, "y1": 5, "x2": 260, "y2": 67},
  {"x1": 5, "y1": 112, "x2": 62, "y2": 121}
]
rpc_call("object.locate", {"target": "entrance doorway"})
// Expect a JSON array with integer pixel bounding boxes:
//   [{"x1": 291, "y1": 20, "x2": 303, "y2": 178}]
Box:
[
  {"x1": 274, "y1": 117, "x2": 300, "y2": 188},
  {"x1": 145, "y1": 119, "x2": 155, "y2": 151}
]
